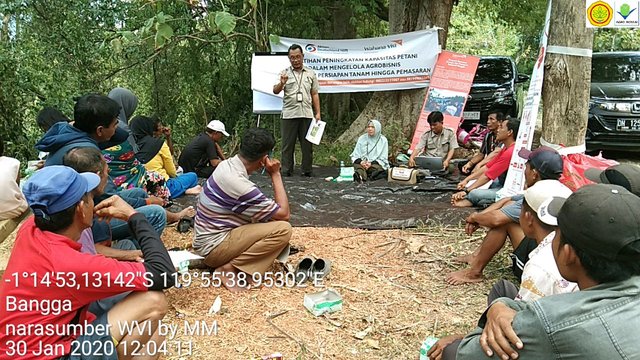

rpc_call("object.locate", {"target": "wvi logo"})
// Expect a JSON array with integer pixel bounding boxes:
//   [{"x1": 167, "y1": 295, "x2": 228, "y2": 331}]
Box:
[{"x1": 617, "y1": 2, "x2": 637, "y2": 18}]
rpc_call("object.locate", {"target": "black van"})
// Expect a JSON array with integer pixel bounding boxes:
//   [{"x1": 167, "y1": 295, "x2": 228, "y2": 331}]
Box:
[
  {"x1": 587, "y1": 52, "x2": 640, "y2": 152},
  {"x1": 461, "y1": 56, "x2": 529, "y2": 130}
]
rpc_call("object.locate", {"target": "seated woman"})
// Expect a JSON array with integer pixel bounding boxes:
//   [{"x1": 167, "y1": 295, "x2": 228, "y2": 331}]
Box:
[
  {"x1": 350, "y1": 119, "x2": 389, "y2": 183},
  {"x1": 131, "y1": 115, "x2": 201, "y2": 198}
]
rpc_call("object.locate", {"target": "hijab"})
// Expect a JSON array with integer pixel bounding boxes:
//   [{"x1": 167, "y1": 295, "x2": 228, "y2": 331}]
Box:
[
  {"x1": 130, "y1": 115, "x2": 165, "y2": 164},
  {"x1": 108, "y1": 87, "x2": 139, "y2": 152},
  {"x1": 350, "y1": 119, "x2": 389, "y2": 170}
]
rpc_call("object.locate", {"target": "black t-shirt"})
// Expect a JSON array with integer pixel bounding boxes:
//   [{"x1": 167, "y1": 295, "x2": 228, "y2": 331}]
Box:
[
  {"x1": 480, "y1": 131, "x2": 498, "y2": 155},
  {"x1": 178, "y1": 133, "x2": 219, "y2": 173}
]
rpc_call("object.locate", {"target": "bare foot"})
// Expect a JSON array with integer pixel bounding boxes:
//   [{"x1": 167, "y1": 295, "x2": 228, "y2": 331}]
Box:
[
  {"x1": 445, "y1": 268, "x2": 484, "y2": 285},
  {"x1": 177, "y1": 206, "x2": 196, "y2": 219},
  {"x1": 215, "y1": 263, "x2": 249, "y2": 293},
  {"x1": 453, "y1": 253, "x2": 475, "y2": 264},
  {"x1": 185, "y1": 185, "x2": 202, "y2": 195},
  {"x1": 452, "y1": 199, "x2": 473, "y2": 208}
]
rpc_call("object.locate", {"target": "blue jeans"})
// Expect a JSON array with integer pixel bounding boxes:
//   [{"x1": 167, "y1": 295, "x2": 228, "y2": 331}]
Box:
[
  {"x1": 167, "y1": 172, "x2": 198, "y2": 198},
  {"x1": 110, "y1": 205, "x2": 166, "y2": 243},
  {"x1": 467, "y1": 180, "x2": 502, "y2": 207}
]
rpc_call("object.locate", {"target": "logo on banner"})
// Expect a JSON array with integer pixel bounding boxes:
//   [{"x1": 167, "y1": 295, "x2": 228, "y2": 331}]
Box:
[
  {"x1": 615, "y1": 1, "x2": 639, "y2": 25},
  {"x1": 587, "y1": 1, "x2": 614, "y2": 26},
  {"x1": 305, "y1": 44, "x2": 317, "y2": 52},
  {"x1": 391, "y1": 39, "x2": 403, "y2": 46}
]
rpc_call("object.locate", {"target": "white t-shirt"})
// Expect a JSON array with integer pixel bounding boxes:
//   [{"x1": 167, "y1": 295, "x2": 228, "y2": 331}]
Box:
[
  {"x1": 0, "y1": 157, "x2": 28, "y2": 220},
  {"x1": 516, "y1": 231, "x2": 578, "y2": 302}
]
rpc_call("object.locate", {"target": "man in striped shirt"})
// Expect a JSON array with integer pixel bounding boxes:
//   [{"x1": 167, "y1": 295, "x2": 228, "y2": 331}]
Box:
[{"x1": 193, "y1": 128, "x2": 292, "y2": 292}]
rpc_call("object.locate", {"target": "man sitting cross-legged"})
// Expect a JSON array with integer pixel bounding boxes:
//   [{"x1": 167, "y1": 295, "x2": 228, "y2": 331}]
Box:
[
  {"x1": 193, "y1": 128, "x2": 292, "y2": 292},
  {"x1": 446, "y1": 146, "x2": 564, "y2": 285},
  {"x1": 0, "y1": 166, "x2": 176, "y2": 360}
]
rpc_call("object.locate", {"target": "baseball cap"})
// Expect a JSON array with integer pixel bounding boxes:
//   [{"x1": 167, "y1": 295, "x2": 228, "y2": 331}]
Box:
[
  {"x1": 206, "y1": 120, "x2": 229, "y2": 136},
  {"x1": 584, "y1": 163, "x2": 640, "y2": 196},
  {"x1": 523, "y1": 179, "x2": 572, "y2": 226},
  {"x1": 518, "y1": 146, "x2": 564, "y2": 179},
  {"x1": 23, "y1": 165, "x2": 100, "y2": 218},
  {"x1": 548, "y1": 184, "x2": 640, "y2": 260}
]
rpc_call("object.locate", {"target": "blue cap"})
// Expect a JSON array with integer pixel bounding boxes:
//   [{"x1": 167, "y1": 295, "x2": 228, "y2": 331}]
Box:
[{"x1": 23, "y1": 165, "x2": 100, "y2": 218}]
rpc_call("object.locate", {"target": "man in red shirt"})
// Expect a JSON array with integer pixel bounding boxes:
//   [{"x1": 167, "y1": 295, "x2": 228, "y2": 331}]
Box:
[
  {"x1": 0, "y1": 166, "x2": 176, "y2": 360},
  {"x1": 451, "y1": 118, "x2": 520, "y2": 208}
]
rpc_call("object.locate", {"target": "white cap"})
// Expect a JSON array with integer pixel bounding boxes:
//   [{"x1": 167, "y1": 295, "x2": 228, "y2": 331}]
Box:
[
  {"x1": 524, "y1": 180, "x2": 572, "y2": 226},
  {"x1": 206, "y1": 120, "x2": 229, "y2": 136}
]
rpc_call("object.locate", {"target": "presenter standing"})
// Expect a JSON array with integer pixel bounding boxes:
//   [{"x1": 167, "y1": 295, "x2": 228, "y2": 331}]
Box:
[{"x1": 273, "y1": 44, "x2": 321, "y2": 177}]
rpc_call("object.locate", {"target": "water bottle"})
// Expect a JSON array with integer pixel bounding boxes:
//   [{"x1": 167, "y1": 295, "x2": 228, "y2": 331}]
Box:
[
  {"x1": 419, "y1": 336, "x2": 439, "y2": 360},
  {"x1": 339, "y1": 160, "x2": 345, "y2": 169}
]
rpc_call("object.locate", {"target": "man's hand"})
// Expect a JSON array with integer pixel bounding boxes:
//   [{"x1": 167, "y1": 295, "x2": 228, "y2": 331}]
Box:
[
  {"x1": 162, "y1": 126, "x2": 172, "y2": 137},
  {"x1": 480, "y1": 302, "x2": 522, "y2": 359},
  {"x1": 314, "y1": 113, "x2": 321, "y2": 122},
  {"x1": 95, "y1": 196, "x2": 137, "y2": 222},
  {"x1": 465, "y1": 213, "x2": 480, "y2": 235},
  {"x1": 408, "y1": 157, "x2": 416, "y2": 167},
  {"x1": 462, "y1": 162, "x2": 473, "y2": 174},
  {"x1": 125, "y1": 250, "x2": 144, "y2": 262},
  {"x1": 451, "y1": 191, "x2": 467, "y2": 203},
  {"x1": 427, "y1": 335, "x2": 464, "y2": 360},
  {"x1": 457, "y1": 179, "x2": 469, "y2": 190},
  {"x1": 279, "y1": 71, "x2": 288, "y2": 85},
  {"x1": 264, "y1": 156, "x2": 281, "y2": 176},
  {"x1": 147, "y1": 196, "x2": 164, "y2": 206},
  {"x1": 443, "y1": 159, "x2": 450, "y2": 170},
  {"x1": 362, "y1": 161, "x2": 371, "y2": 170}
]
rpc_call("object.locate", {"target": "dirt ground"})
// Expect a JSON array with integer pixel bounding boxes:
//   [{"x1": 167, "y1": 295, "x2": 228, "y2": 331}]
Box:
[{"x1": 158, "y1": 222, "x2": 514, "y2": 360}]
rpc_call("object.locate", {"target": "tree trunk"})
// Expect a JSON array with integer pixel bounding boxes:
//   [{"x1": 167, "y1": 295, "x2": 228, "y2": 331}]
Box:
[
  {"x1": 324, "y1": 1, "x2": 356, "y2": 127},
  {"x1": 337, "y1": 0, "x2": 455, "y2": 146},
  {"x1": 541, "y1": 0, "x2": 594, "y2": 147}
]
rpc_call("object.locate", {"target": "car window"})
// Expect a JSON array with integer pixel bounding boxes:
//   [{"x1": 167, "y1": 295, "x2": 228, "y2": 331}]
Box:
[
  {"x1": 474, "y1": 59, "x2": 514, "y2": 84},
  {"x1": 591, "y1": 54, "x2": 640, "y2": 83}
]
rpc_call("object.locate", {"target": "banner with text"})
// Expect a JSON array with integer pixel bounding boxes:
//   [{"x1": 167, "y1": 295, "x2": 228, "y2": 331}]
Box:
[
  {"x1": 269, "y1": 29, "x2": 440, "y2": 93},
  {"x1": 498, "y1": 0, "x2": 553, "y2": 198},
  {"x1": 409, "y1": 51, "x2": 479, "y2": 151}
]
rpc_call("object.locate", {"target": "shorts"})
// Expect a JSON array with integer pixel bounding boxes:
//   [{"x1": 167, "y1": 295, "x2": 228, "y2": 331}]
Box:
[
  {"x1": 510, "y1": 236, "x2": 538, "y2": 281},
  {"x1": 500, "y1": 198, "x2": 524, "y2": 222},
  {"x1": 59, "y1": 312, "x2": 118, "y2": 360}
]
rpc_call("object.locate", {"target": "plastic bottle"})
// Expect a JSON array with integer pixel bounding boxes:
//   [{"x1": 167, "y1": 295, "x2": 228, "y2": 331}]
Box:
[
  {"x1": 340, "y1": 160, "x2": 345, "y2": 168},
  {"x1": 419, "y1": 336, "x2": 439, "y2": 360}
]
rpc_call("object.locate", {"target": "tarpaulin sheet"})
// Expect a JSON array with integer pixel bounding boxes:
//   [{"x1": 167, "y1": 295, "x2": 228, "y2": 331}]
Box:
[{"x1": 174, "y1": 167, "x2": 472, "y2": 230}]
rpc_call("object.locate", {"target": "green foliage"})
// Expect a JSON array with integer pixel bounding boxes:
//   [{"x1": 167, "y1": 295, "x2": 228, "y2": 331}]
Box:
[
  {"x1": 213, "y1": 11, "x2": 236, "y2": 35},
  {"x1": 593, "y1": 28, "x2": 640, "y2": 52}
]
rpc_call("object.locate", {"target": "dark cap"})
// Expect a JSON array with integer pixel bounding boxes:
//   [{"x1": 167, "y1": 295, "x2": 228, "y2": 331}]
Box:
[
  {"x1": 584, "y1": 163, "x2": 640, "y2": 196},
  {"x1": 548, "y1": 184, "x2": 640, "y2": 260},
  {"x1": 518, "y1": 146, "x2": 563, "y2": 179}
]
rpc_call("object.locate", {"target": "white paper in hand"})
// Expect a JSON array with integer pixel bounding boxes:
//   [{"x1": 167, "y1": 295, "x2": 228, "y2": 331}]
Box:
[{"x1": 305, "y1": 120, "x2": 326, "y2": 145}]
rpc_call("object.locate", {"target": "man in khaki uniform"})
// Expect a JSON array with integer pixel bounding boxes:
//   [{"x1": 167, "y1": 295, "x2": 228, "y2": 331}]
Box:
[
  {"x1": 409, "y1": 111, "x2": 458, "y2": 170},
  {"x1": 273, "y1": 44, "x2": 321, "y2": 177}
]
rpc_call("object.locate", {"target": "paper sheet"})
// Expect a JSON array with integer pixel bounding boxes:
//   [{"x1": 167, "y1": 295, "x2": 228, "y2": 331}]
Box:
[
  {"x1": 168, "y1": 250, "x2": 204, "y2": 269},
  {"x1": 305, "y1": 120, "x2": 326, "y2": 145}
]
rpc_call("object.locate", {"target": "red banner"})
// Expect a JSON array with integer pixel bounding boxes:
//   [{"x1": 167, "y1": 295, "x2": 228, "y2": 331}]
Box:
[{"x1": 410, "y1": 51, "x2": 480, "y2": 151}]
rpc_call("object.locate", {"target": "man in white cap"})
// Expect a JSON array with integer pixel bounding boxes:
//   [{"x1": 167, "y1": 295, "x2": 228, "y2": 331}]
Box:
[{"x1": 179, "y1": 119, "x2": 229, "y2": 178}]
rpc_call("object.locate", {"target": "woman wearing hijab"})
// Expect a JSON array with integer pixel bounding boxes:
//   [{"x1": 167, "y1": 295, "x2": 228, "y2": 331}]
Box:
[
  {"x1": 350, "y1": 119, "x2": 389, "y2": 183},
  {"x1": 102, "y1": 88, "x2": 147, "y2": 190},
  {"x1": 131, "y1": 115, "x2": 201, "y2": 198}
]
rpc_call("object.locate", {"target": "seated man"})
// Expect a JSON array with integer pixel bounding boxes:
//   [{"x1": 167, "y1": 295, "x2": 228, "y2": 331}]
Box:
[
  {"x1": 179, "y1": 120, "x2": 228, "y2": 178},
  {"x1": 0, "y1": 136, "x2": 28, "y2": 220},
  {"x1": 0, "y1": 166, "x2": 176, "y2": 359},
  {"x1": 451, "y1": 117, "x2": 520, "y2": 208},
  {"x1": 408, "y1": 111, "x2": 458, "y2": 171},
  {"x1": 63, "y1": 147, "x2": 143, "y2": 260},
  {"x1": 460, "y1": 110, "x2": 506, "y2": 175},
  {"x1": 36, "y1": 94, "x2": 170, "y2": 241},
  {"x1": 428, "y1": 179, "x2": 576, "y2": 360},
  {"x1": 446, "y1": 146, "x2": 564, "y2": 285},
  {"x1": 193, "y1": 128, "x2": 291, "y2": 292},
  {"x1": 585, "y1": 163, "x2": 640, "y2": 195},
  {"x1": 447, "y1": 184, "x2": 640, "y2": 360}
]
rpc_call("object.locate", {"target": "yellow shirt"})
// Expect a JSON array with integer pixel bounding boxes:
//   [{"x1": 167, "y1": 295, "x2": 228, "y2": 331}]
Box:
[{"x1": 144, "y1": 142, "x2": 176, "y2": 180}]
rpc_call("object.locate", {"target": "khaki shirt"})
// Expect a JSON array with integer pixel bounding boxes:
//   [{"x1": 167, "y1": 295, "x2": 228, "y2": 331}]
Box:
[
  {"x1": 415, "y1": 127, "x2": 458, "y2": 157},
  {"x1": 277, "y1": 66, "x2": 319, "y2": 119}
]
